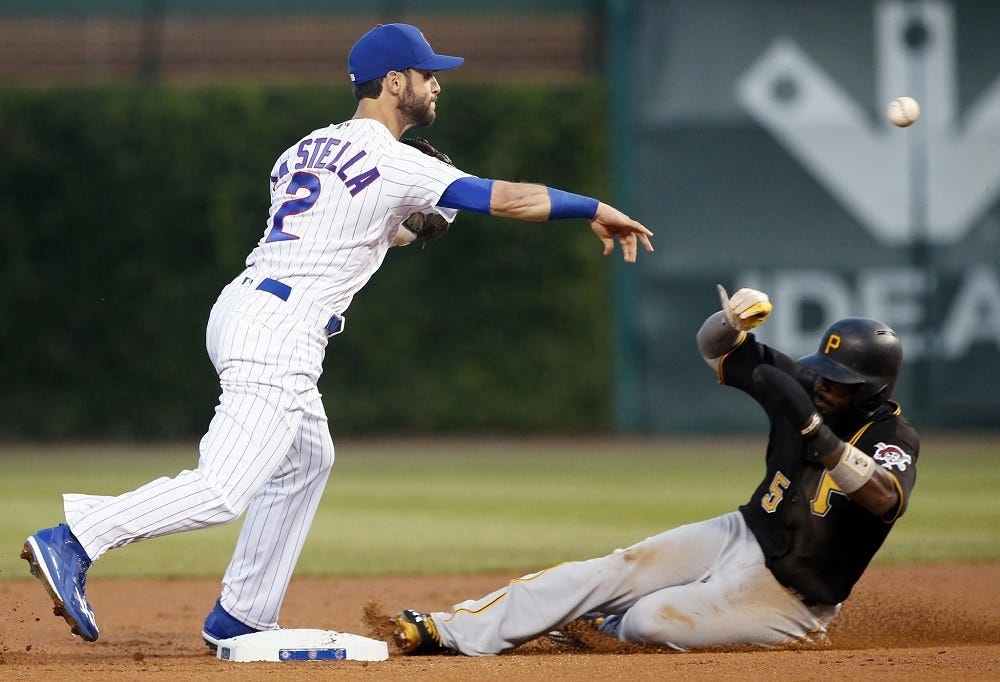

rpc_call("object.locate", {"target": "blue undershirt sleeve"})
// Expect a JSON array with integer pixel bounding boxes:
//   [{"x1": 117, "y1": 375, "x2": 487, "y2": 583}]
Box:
[
  {"x1": 546, "y1": 188, "x2": 600, "y2": 220},
  {"x1": 438, "y1": 177, "x2": 494, "y2": 213}
]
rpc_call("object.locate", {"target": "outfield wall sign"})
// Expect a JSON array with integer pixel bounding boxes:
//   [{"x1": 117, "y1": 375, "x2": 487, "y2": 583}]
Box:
[{"x1": 620, "y1": 0, "x2": 1000, "y2": 431}]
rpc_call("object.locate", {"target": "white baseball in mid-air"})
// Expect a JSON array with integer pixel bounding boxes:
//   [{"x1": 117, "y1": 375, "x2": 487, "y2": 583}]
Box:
[{"x1": 887, "y1": 96, "x2": 920, "y2": 127}]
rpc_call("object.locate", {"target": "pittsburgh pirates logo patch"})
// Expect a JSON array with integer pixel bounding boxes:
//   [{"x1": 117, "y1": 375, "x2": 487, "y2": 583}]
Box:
[{"x1": 872, "y1": 442, "x2": 912, "y2": 471}]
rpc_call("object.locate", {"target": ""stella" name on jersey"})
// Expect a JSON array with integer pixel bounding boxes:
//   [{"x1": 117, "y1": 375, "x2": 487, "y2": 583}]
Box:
[{"x1": 274, "y1": 137, "x2": 380, "y2": 197}]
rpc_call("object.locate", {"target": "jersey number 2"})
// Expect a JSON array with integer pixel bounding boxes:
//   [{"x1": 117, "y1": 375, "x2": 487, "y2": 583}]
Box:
[{"x1": 267, "y1": 172, "x2": 321, "y2": 242}]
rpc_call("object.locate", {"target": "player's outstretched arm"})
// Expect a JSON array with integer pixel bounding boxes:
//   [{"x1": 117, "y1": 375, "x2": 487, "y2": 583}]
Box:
[{"x1": 696, "y1": 285, "x2": 772, "y2": 368}]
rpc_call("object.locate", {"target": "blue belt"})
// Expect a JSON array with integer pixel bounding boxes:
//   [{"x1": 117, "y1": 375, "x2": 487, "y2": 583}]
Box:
[{"x1": 255, "y1": 277, "x2": 344, "y2": 336}]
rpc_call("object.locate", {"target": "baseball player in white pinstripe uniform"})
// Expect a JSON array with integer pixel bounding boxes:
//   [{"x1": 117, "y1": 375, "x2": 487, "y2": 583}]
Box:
[{"x1": 21, "y1": 23, "x2": 653, "y2": 645}]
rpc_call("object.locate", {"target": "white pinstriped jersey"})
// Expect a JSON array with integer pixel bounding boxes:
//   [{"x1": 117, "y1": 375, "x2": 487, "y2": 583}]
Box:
[{"x1": 247, "y1": 118, "x2": 470, "y2": 314}]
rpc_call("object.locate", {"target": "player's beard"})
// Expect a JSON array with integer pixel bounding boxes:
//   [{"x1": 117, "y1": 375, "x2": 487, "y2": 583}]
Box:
[
  {"x1": 398, "y1": 77, "x2": 436, "y2": 127},
  {"x1": 814, "y1": 392, "x2": 865, "y2": 434}
]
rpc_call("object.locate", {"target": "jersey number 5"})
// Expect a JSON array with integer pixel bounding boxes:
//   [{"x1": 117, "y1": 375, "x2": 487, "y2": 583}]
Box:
[
  {"x1": 267, "y1": 172, "x2": 321, "y2": 243},
  {"x1": 760, "y1": 471, "x2": 790, "y2": 513}
]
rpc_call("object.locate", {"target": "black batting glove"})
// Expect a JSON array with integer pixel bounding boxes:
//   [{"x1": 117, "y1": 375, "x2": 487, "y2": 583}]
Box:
[{"x1": 752, "y1": 364, "x2": 843, "y2": 459}]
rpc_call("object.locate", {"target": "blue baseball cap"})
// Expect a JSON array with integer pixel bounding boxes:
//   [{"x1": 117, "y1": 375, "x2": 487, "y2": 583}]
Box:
[{"x1": 348, "y1": 23, "x2": 464, "y2": 84}]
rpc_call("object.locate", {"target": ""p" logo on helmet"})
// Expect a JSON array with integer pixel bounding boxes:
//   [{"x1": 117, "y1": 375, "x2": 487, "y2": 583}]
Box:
[{"x1": 823, "y1": 334, "x2": 841, "y2": 355}]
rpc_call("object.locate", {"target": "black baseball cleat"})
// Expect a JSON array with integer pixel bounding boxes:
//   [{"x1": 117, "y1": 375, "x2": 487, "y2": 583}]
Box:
[{"x1": 391, "y1": 609, "x2": 444, "y2": 655}]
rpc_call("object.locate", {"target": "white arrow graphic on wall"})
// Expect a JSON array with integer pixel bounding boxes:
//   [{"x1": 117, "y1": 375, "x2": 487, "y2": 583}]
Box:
[{"x1": 735, "y1": 0, "x2": 1000, "y2": 245}]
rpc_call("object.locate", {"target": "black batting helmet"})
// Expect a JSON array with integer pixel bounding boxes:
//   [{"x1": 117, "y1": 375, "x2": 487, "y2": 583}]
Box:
[{"x1": 798, "y1": 317, "x2": 902, "y2": 400}]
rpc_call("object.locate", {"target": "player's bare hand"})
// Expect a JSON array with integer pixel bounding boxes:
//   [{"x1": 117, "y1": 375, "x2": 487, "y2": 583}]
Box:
[{"x1": 590, "y1": 203, "x2": 654, "y2": 263}]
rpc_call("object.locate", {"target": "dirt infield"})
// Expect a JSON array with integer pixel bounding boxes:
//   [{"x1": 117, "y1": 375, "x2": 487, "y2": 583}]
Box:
[{"x1": 3, "y1": 562, "x2": 998, "y2": 680}]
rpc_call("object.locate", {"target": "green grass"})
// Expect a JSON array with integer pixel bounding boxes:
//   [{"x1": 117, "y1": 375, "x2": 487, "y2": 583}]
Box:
[{"x1": 1, "y1": 436, "x2": 997, "y2": 580}]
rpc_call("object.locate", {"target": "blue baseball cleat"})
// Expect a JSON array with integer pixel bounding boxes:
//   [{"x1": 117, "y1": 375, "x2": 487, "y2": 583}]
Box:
[
  {"x1": 589, "y1": 612, "x2": 622, "y2": 637},
  {"x1": 21, "y1": 524, "x2": 99, "y2": 642},
  {"x1": 202, "y1": 599, "x2": 261, "y2": 650},
  {"x1": 546, "y1": 612, "x2": 623, "y2": 647}
]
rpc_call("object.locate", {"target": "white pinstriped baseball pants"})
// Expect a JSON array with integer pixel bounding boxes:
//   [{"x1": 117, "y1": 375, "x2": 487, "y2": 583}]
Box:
[
  {"x1": 64, "y1": 271, "x2": 336, "y2": 630},
  {"x1": 433, "y1": 511, "x2": 840, "y2": 655}
]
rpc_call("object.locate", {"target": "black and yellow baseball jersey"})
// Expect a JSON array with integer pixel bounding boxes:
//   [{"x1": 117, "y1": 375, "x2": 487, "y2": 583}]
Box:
[{"x1": 718, "y1": 332, "x2": 920, "y2": 605}]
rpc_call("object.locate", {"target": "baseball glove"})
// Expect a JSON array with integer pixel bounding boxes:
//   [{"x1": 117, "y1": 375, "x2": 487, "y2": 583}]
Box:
[
  {"x1": 398, "y1": 137, "x2": 454, "y2": 246},
  {"x1": 399, "y1": 136, "x2": 454, "y2": 166},
  {"x1": 717, "y1": 284, "x2": 772, "y2": 331}
]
